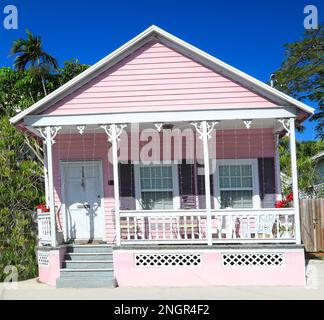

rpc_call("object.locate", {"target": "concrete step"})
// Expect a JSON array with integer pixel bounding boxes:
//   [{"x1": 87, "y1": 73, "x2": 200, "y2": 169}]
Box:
[
  {"x1": 60, "y1": 269, "x2": 114, "y2": 279},
  {"x1": 66, "y1": 245, "x2": 113, "y2": 254},
  {"x1": 56, "y1": 277, "x2": 116, "y2": 288},
  {"x1": 63, "y1": 260, "x2": 114, "y2": 269},
  {"x1": 64, "y1": 253, "x2": 113, "y2": 261},
  {"x1": 57, "y1": 245, "x2": 116, "y2": 288}
]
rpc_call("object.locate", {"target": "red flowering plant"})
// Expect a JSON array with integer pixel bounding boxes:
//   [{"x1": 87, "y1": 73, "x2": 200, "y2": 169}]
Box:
[
  {"x1": 275, "y1": 192, "x2": 293, "y2": 208},
  {"x1": 36, "y1": 201, "x2": 50, "y2": 212}
]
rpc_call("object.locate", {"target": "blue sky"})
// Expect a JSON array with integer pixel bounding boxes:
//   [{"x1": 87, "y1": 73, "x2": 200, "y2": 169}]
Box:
[{"x1": 0, "y1": 0, "x2": 322, "y2": 141}]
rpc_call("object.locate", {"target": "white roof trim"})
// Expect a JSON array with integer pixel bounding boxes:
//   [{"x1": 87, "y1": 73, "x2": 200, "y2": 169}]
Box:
[
  {"x1": 313, "y1": 151, "x2": 324, "y2": 160},
  {"x1": 10, "y1": 25, "x2": 315, "y2": 125}
]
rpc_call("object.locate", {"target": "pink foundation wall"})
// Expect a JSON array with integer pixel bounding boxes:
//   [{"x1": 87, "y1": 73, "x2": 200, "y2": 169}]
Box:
[
  {"x1": 38, "y1": 247, "x2": 66, "y2": 286},
  {"x1": 113, "y1": 249, "x2": 305, "y2": 287},
  {"x1": 52, "y1": 129, "x2": 275, "y2": 243}
]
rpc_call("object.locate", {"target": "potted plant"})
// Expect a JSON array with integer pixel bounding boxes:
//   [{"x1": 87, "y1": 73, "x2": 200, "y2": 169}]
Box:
[{"x1": 36, "y1": 201, "x2": 50, "y2": 214}]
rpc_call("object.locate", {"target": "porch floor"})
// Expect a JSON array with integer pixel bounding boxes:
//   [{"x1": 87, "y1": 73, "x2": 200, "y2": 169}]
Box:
[{"x1": 112, "y1": 243, "x2": 304, "y2": 250}]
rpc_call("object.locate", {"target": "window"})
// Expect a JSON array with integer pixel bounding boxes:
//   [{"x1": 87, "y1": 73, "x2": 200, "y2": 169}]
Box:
[
  {"x1": 135, "y1": 164, "x2": 179, "y2": 210},
  {"x1": 215, "y1": 160, "x2": 260, "y2": 209}
]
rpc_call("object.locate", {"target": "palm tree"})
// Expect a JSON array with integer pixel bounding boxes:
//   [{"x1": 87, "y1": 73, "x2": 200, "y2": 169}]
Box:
[{"x1": 10, "y1": 29, "x2": 58, "y2": 96}]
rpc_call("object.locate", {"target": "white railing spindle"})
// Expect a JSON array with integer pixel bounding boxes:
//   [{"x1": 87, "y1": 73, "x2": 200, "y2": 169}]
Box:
[{"x1": 118, "y1": 208, "x2": 296, "y2": 244}]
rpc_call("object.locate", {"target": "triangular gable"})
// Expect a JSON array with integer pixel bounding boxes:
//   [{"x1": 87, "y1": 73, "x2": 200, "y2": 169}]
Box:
[
  {"x1": 44, "y1": 40, "x2": 277, "y2": 115},
  {"x1": 10, "y1": 25, "x2": 314, "y2": 125}
]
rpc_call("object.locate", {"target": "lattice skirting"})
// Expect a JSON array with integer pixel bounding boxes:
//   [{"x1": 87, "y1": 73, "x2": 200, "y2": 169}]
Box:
[
  {"x1": 135, "y1": 253, "x2": 202, "y2": 267},
  {"x1": 222, "y1": 253, "x2": 284, "y2": 266},
  {"x1": 37, "y1": 251, "x2": 49, "y2": 267}
]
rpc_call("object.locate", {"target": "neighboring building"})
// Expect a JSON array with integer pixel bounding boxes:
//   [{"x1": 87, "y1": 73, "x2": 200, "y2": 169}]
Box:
[{"x1": 10, "y1": 26, "x2": 314, "y2": 288}]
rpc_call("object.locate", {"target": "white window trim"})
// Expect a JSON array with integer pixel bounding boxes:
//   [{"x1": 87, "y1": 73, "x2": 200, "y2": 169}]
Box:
[
  {"x1": 213, "y1": 159, "x2": 261, "y2": 210},
  {"x1": 133, "y1": 161, "x2": 180, "y2": 210}
]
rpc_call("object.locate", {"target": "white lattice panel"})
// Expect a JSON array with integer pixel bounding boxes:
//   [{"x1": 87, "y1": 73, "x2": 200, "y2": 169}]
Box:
[
  {"x1": 38, "y1": 251, "x2": 49, "y2": 266},
  {"x1": 222, "y1": 253, "x2": 283, "y2": 266},
  {"x1": 135, "y1": 253, "x2": 202, "y2": 267}
]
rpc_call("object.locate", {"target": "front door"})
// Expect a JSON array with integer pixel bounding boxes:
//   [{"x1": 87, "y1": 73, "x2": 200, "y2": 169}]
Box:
[{"x1": 62, "y1": 161, "x2": 104, "y2": 241}]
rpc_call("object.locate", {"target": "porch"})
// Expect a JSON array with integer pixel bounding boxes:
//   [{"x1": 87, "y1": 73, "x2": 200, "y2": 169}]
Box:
[{"x1": 34, "y1": 113, "x2": 301, "y2": 248}]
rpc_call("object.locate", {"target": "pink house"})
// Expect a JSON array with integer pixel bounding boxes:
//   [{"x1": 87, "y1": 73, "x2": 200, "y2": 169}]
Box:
[{"x1": 11, "y1": 26, "x2": 314, "y2": 288}]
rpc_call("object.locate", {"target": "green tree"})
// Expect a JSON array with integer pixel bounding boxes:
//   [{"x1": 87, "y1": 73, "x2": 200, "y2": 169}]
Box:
[
  {"x1": 280, "y1": 138, "x2": 324, "y2": 195},
  {"x1": 0, "y1": 116, "x2": 43, "y2": 281},
  {"x1": 273, "y1": 25, "x2": 324, "y2": 139},
  {"x1": 0, "y1": 59, "x2": 89, "y2": 282},
  {"x1": 58, "y1": 59, "x2": 89, "y2": 85},
  {"x1": 10, "y1": 29, "x2": 58, "y2": 96}
]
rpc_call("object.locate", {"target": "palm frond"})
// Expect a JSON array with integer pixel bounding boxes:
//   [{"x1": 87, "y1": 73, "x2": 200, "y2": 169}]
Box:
[
  {"x1": 41, "y1": 52, "x2": 58, "y2": 70},
  {"x1": 13, "y1": 54, "x2": 30, "y2": 71}
]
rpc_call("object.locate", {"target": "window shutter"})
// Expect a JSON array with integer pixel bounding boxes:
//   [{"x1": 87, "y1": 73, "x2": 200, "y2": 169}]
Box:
[
  {"x1": 196, "y1": 163, "x2": 214, "y2": 196},
  {"x1": 178, "y1": 161, "x2": 196, "y2": 209},
  {"x1": 258, "y1": 158, "x2": 275, "y2": 200},
  {"x1": 118, "y1": 161, "x2": 135, "y2": 210},
  {"x1": 178, "y1": 161, "x2": 195, "y2": 195}
]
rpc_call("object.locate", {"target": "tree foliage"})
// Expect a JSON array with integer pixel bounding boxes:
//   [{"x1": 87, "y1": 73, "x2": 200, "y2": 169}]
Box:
[
  {"x1": 274, "y1": 25, "x2": 324, "y2": 140},
  {"x1": 0, "y1": 117, "x2": 43, "y2": 281},
  {"x1": 0, "y1": 32, "x2": 89, "y2": 281},
  {"x1": 11, "y1": 29, "x2": 59, "y2": 96},
  {"x1": 280, "y1": 137, "x2": 324, "y2": 195}
]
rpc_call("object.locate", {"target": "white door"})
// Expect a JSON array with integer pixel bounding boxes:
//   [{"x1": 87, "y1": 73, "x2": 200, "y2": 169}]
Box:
[{"x1": 62, "y1": 162, "x2": 104, "y2": 241}]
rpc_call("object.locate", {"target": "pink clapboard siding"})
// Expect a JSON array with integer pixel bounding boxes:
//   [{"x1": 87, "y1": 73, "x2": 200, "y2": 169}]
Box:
[
  {"x1": 44, "y1": 41, "x2": 278, "y2": 115},
  {"x1": 119, "y1": 128, "x2": 275, "y2": 161},
  {"x1": 52, "y1": 129, "x2": 275, "y2": 242}
]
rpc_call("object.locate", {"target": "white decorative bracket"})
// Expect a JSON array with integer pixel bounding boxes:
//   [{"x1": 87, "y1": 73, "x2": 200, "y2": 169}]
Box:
[
  {"x1": 278, "y1": 119, "x2": 290, "y2": 136},
  {"x1": 191, "y1": 121, "x2": 219, "y2": 139},
  {"x1": 77, "y1": 125, "x2": 86, "y2": 135},
  {"x1": 37, "y1": 126, "x2": 62, "y2": 145},
  {"x1": 154, "y1": 123, "x2": 163, "y2": 132},
  {"x1": 243, "y1": 120, "x2": 252, "y2": 129},
  {"x1": 100, "y1": 124, "x2": 127, "y2": 143}
]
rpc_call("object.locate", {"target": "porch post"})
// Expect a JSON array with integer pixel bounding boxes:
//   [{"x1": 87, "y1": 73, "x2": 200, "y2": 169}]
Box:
[
  {"x1": 43, "y1": 141, "x2": 50, "y2": 205},
  {"x1": 289, "y1": 118, "x2": 301, "y2": 244},
  {"x1": 101, "y1": 124, "x2": 126, "y2": 246},
  {"x1": 202, "y1": 121, "x2": 212, "y2": 246},
  {"x1": 191, "y1": 121, "x2": 218, "y2": 246},
  {"x1": 45, "y1": 126, "x2": 58, "y2": 247},
  {"x1": 111, "y1": 124, "x2": 121, "y2": 246},
  {"x1": 37, "y1": 126, "x2": 61, "y2": 247},
  {"x1": 274, "y1": 133, "x2": 282, "y2": 201}
]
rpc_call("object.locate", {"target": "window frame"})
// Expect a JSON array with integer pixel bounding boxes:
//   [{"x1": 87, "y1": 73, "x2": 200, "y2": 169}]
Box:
[
  {"x1": 213, "y1": 159, "x2": 261, "y2": 209},
  {"x1": 133, "y1": 161, "x2": 180, "y2": 210}
]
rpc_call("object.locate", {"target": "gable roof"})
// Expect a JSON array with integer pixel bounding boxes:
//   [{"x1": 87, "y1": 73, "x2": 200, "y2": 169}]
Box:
[{"x1": 10, "y1": 25, "x2": 315, "y2": 125}]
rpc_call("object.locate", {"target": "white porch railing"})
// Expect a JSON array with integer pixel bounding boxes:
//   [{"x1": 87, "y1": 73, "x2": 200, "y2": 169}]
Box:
[
  {"x1": 119, "y1": 208, "x2": 296, "y2": 245},
  {"x1": 211, "y1": 208, "x2": 296, "y2": 243},
  {"x1": 37, "y1": 212, "x2": 52, "y2": 246},
  {"x1": 119, "y1": 210, "x2": 208, "y2": 244}
]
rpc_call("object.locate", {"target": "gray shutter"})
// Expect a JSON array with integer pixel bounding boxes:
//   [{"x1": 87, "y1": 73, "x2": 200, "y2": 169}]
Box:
[
  {"x1": 178, "y1": 161, "x2": 195, "y2": 195},
  {"x1": 178, "y1": 161, "x2": 196, "y2": 209},
  {"x1": 258, "y1": 158, "x2": 275, "y2": 200},
  {"x1": 196, "y1": 163, "x2": 214, "y2": 196},
  {"x1": 118, "y1": 161, "x2": 135, "y2": 210}
]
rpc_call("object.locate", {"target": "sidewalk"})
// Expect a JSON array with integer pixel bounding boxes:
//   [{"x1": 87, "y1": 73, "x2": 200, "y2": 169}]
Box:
[{"x1": 1, "y1": 260, "x2": 323, "y2": 300}]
